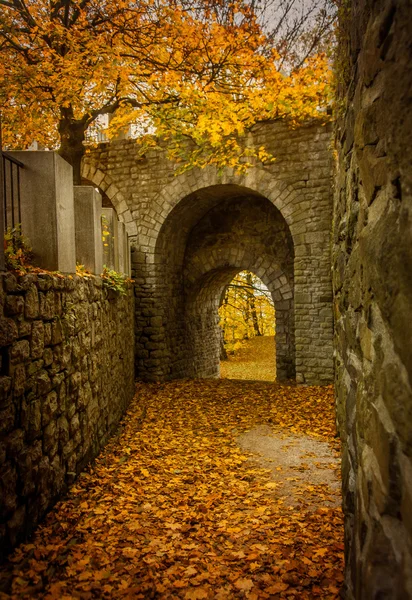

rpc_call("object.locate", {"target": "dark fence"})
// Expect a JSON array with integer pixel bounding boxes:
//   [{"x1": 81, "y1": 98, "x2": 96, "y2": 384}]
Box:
[{"x1": 2, "y1": 151, "x2": 24, "y2": 229}]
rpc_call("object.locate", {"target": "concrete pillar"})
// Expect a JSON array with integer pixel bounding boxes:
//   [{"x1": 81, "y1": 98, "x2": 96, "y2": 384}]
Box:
[
  {"x1": 118, "y1": 222, "x2": 126, "y2": 274},
  {"x1": 101, "y1": 208, "x2": 119, "y2": 271},
  {"x1": 0, "y1": 152, "x2": 5, "y2": 271},
  {"x1": 125, "y1": 234, "x2": 131, "y2": 277},
  {"x1": 73, "y1": 186, "x2": 103, "y2": 275},
  {"x1": 9, "y1": 151, "x2": 76, "y2": 273}
]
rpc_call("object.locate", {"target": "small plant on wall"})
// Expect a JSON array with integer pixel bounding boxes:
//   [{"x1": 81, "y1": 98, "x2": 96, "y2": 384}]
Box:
[
  {"x1": 101, "y1": 266, "x2": 133, "y2": 296},
  {"x1": 3, "y1": 225, "x2": 33, "y2": 272}
]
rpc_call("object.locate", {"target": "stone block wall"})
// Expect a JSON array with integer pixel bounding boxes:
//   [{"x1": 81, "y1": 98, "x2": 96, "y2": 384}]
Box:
[
  {"x1": 83, "y1": 121, "x2": 334, "y2": 385},
  {"x1": 333, "y1": 0, "x2": 412, "y2": 597},
  {"x1": 0, "y1": 272, "x2": 135, "y2": 557}
]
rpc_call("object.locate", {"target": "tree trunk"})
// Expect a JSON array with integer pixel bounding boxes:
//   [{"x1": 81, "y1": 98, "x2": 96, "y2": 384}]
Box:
[
  {"x1": 220, "y1": 329, "x2": 228, "y2": 360},
  {"x1": 58, "y1": 112, "x2": 88, "y2": 185},
  {"x1": 246, "y1": 273, "x2": 262, "y2": 336}
]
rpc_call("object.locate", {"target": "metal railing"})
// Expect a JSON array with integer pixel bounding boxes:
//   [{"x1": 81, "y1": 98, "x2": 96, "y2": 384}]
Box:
[
  {"x1": 2, "y1": 151, "x2": 24, "y2": 229},
  {"x1": 0, "y1": 113, "x2": 24, "y2": 231}
]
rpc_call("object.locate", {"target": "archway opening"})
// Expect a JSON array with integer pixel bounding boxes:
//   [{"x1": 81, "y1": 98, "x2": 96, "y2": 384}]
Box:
[
  {"x1": 219, "y1": 271, "x2": 276, "y2": 381},
  {"x1": 141, "y1": 184, "x2": 295, "y2": 382}
]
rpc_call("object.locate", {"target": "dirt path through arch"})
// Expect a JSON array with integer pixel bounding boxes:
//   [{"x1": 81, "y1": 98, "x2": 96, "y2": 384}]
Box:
[{"x1": 0, "y1": 380, "x2": 343, "y2": 599}]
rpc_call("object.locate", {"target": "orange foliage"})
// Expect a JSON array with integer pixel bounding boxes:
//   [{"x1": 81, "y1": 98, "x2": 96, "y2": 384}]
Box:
[{"x1": 0, "y1": 0, "x2": 333, "y2": 179}]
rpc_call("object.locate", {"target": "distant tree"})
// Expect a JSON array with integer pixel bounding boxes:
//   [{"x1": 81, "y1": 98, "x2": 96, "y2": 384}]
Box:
[
  {"x1": 219, "y1": 271, "x2": 275, "y2": 355},
  {"x1": 0, "y1": 0, "x2": 335, "y2": 183}
]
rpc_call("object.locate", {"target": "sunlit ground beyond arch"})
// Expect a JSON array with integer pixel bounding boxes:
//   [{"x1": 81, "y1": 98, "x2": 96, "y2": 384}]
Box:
[{"x1": 219, "y1": 271, "x2": 276, "y2": 381}]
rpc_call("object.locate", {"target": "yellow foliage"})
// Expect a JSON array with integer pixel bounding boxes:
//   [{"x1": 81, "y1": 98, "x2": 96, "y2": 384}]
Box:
[
  {"x1": 219, "y1": 271, "x2": 275, "y2": 354},
  {"x1": 0, "y1": 0, "x2": 333, "y2": 174}
]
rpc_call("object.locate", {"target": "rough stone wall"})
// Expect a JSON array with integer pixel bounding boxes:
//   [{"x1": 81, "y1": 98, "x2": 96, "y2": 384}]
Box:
[
  {"x1": 83, "y1": 121, "x2": 334, "y2": 384},
  {"x1": 0, "y1": 272, "x2": 135, "y2": 557},
  {"x1": 333, "y1": 1, "x2": 412, "y2": 597}
]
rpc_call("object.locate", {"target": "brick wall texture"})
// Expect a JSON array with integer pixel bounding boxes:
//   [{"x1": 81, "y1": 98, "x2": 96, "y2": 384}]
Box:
[
  {"x1": 83, "y1": 120, "x2": 334, "y2": 385},
  {"x1": 0, "y1": 273, "x2": 135, "y2": 557},
  {"x1": 333, "y1": 0, "x2": 412, "y2": 597}
]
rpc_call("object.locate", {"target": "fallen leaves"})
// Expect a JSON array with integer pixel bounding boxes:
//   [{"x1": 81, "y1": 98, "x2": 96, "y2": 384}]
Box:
[
  {"x1": 234, "y1": 577, "x2": 254, "y2": 591},
  {"x1": 0, "y1": 379, "x2": 343, "y2": 599},
  {"x1": 220, "y1": 336, "x2": 276, "y2": 382}
]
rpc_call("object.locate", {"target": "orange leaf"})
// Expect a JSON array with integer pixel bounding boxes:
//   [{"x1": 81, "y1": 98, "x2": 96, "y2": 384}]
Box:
[{"x1": 234, "y1": 578, "x2": 254, "y2": 592}]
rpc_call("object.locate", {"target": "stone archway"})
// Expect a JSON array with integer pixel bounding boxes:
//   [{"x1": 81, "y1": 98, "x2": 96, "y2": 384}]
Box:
[
  {"x1": 185, "y1": 267, "x2": 287, "y2": 380},
  {"x1": 131, "y1": 181, "x2": 326, "y2": 384},
  {"x1": 82, "y1": 121, "x2": 334, "y2": 384},
  {"x1": 80, "y1": 165, "x2": 137, "y2": 236}
]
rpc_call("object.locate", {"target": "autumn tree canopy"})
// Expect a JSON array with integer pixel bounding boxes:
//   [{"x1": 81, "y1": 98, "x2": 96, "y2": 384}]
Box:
[{"x1": 0, "y1": 0, "x2": 335, "y2": 183}]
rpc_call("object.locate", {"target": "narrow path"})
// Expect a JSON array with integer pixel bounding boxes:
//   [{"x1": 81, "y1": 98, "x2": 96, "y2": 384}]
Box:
[
  {"x1": 0, "y1": 380, "x2": 344, "y2": 599},
  {"x1": 220, "y1": 336, "x2": 276, "y2": 381}
]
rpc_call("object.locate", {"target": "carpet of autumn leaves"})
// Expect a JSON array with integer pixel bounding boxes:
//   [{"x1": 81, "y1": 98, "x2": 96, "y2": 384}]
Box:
[
  {"x1": 220, "y1": 337, "x2": 276, "y2": 382},
  {"x1": 0, "y1": 380, "x2": 344, "y2": 599}
]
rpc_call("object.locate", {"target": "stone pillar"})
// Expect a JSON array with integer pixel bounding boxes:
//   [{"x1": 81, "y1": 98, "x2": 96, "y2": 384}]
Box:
[
  {"x1": 8, "y1": 151, "x2": 76, "y2": 273},
  {"x1": 275, "y1": 300, "x2": 295, "y2": 381},
  {"x1": 101, "y1": 208, "x2": 119, "y2": 270},
  {"x1": 73, "y1": 186, "x2": 103, "y2": 275}
]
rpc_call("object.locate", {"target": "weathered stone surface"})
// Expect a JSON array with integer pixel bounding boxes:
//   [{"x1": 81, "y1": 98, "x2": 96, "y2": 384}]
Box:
[
  {"x1": 0, "y1": 404, "x2": 15, "y2": 436},
  {"x1": 0, "y1": 466, "x2": 18, "y2": 519},
  {"x1": 0, "y1": 377, "x2": 12, "y2": 407},
  {"x1": 39, "y1": 292, "x2": 54, "y2": 320},
  {"x1": 43, "y1": 420, "x2": 58, "y2": 457},
  {"x1": 9, "y1": 341, "x2": 30, "y2": 364},
  {"x1": 31, "y1": 321, "x2": 45, "y2": 360},
  {"x1": 41, "y1": 391, "x2": 58, "y2": 427},
  {"x1": 18, "y1": 320, "x2": 32, "y2": 338},
  {"x1": 0, "y1": 318, "x2": 18, "y2": 347},
  {"x1": 5, "y1": 296, "x2": 24, "y2": 317},
  {"x1": 333, "y1": 1, "x2": 412, "y2": 597},
  {"x1": 24, "y1": 285, "x2": 39, "y2": 319},
  {"x1": 0, "y1": 272, "x2": 134, "y2": 559},
  {"x1": 12, "y1": 365, "x2": 26, "y2": 398},
  {"x1": 51, "y1": 321, "x2": 63, "y2": 345},
  {"x1": 84, "y1": 121, "x2": 334, "y2": 384}
]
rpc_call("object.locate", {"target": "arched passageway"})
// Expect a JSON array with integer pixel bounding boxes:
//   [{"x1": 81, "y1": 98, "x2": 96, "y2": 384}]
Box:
[
  {"x1": 148, "y1": 185, "x2": 294, "y2": 382},
  {"x1": 83, "y1": 121, "x2": 334, "y2": 384}
]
